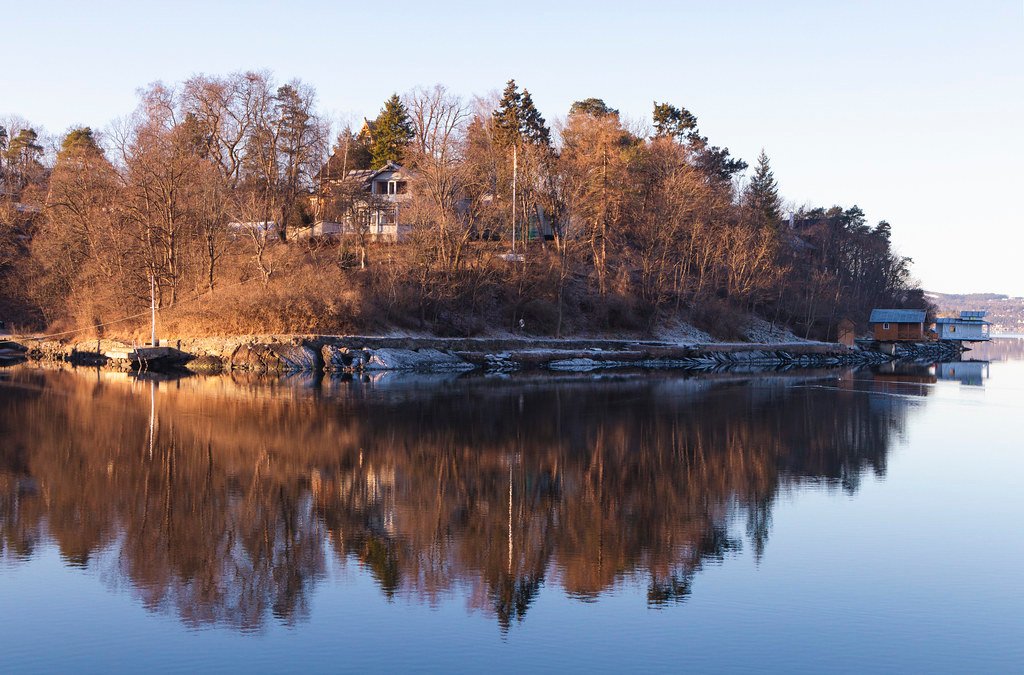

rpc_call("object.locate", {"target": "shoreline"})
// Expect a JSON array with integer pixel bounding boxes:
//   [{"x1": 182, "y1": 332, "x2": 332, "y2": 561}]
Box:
[{"x1": 7, "y1": 333, "x2": 966, "y2": 375}]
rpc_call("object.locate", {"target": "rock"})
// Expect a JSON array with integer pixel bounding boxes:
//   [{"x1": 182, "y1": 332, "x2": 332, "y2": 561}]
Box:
[
  {"x1": 185, "y1": 354, "x2": 224, "y2": 373},
  {"x1": 483, "y1": 352, "x2": 517, "y2": 372},
  {"x1": 229, "y1": 344, "x2": 265, "y2": 371},
  {"x1": 363, "y1": 348, "x2": 474, "y2": 372},
  {"x1": 229, "y1": 342, "x2": 321, "y2": 372},
  {"x1": 548, "y1": 358, "x2": 603, "y2": 372},
  {"x1": 322, "y1": 345, "x2": 368, "y2": 372},
  {"x1": 270, "y1": 343, "x2": 322, "y2": 371},
  {"x1": 0, "y1": 340, "x2": 27, "y2": 353}
]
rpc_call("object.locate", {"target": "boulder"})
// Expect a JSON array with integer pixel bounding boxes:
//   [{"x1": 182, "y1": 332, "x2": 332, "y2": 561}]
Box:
[
  {"x1": 547, "y1": 358, "x2": 603, "y2": 372},
  {"x1": 185, "y1": 354, "x2": 224, "y2": 373},
  {"x1": 229, "y1": 342, "x2": 321, "y2": 372},
  {"x1": 363, "y1": 347, "x2": 474, "y2": 372},
  {"x1": 269, "y1": 343, "x2": 322, "y2": 371},
  {"x1": 322, "y1": 344, "x2": 368, "y2": 372}
]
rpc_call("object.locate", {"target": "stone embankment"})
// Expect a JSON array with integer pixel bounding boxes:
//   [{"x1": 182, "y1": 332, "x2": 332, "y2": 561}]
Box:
[
  {"x1": 888, "y1": 340, "x2": 965, "y2": 361},
  {"x1": 9, "y1": 333, "x2": 939, "y2": 375}
]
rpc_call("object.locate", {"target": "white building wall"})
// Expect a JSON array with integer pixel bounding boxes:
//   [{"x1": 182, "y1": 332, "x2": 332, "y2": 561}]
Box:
[{"x1": 936, "y1": 321, "x2": 988, "y2": 340}]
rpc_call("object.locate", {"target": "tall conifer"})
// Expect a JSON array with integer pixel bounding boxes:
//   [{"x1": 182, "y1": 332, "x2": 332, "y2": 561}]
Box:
[
  {"x1": 493, "y1": 80, "x2": 550, "y2": 148},
  {"x1": 519, "y1": 90, "x2": 551, "y2": 147},
  {"x1": 370, "y1": 93, "x2": 414, "y2": 168},
  {"x1": 745, "y1": 149, "x2": 782, "y2": 230},
  {"x1": 493, "y1": 80, "x2": 523, "y2": 149}
]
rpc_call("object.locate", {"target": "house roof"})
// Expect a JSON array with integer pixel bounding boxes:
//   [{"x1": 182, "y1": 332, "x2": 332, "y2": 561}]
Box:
[
  {"x1": 869, "y1": 309, "x2": 926, "y2": 323},
  {"x1": 317, "y1": 159, "x2": 408, "y2": 186},
  {"x1": 365, "y1": 161, "x2": 407, "y2": 180},
  {"x1": 934, "y1": 316, "x2": 991, "y2": 325}
]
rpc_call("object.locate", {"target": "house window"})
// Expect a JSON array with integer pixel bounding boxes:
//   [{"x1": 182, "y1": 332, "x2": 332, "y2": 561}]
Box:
[{"x1": 883, "y1": 323, "x2": 890, "y2": 330}]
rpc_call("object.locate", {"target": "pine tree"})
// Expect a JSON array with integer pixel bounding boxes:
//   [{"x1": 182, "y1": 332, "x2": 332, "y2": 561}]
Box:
[
  {"x1": 0, "y1": 126, "x2": 9, "y2": 180},
  {"x1": 58, "y1": 127, "x2": 101, "y2": 160},
  {"x1": 692, "y1": 137, "x2": 748, "y2": 183},
  {"x1": 4, "y1": 128, "x2": 43, "y2": 166},
  {"x1": 493, "y1": 80, "x2": 550, "y2": 148},
  {"x1": 745, "y1": 149, "x2": 782, "y2": 230},
  {"x1": 568, "y1": 98, "x2": 618, "y2": 118},
  {"x1": 3, "y1": 128, "x2": 44, "y2": 190},
  {"x1": 370, "y1": 93, "x2": 414, "y2": 168},
  {"x1": 652, "y1": 102, "x2": 697, "y2": 142},
  {"x1": 492, "y1": 79, "x2": 523, "y2": 149},
  {"x1": 519, "y1": 90, "x2": 551, "y2": 147}
]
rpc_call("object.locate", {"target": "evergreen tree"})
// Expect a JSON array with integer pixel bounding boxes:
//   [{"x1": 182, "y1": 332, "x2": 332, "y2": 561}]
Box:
[
  {"x1": 3, "y1": 128, "x2": 44, "y2": 190},
  {"x1": 0, "y1": 126, "x2": 7, "y2": 180},
  {"x1": 492, "y1": 79, "x2": 523, "y2": 149},
  {"x1": 745, "y1": 149, "x2": 781, "y2": 230},
  {"x1": 519, "y1": 90, "x2": 550, "y2": 147},
  {"x1": 650, "y1": 101, "x2": 745, "y2": 181},
  {"x1": 569, "y1": 98, "x2": 618, "y2": 118},
  {"x1": 370, "y1": 93, "x2": 414, "y2": 168},
  {"x1": 493, "y1": 80, "x2": 550, "y2": 148},
  {"x1": 348, "y1": 128, "x2": 374, "y2": 170},
  {"x1": 275, "y1": 84, "x2": 316, "y2": 185},
  {"x1": 690, "y1": 133, "x2": 748, "y2": 183},
  {"x1": 652, "y1": 102, "x2": 697, "y2": 142},
  {"x1": 175, "y1": 113, "x2": 212, "y2": 159},
  {"x1": 58, "y1": 127, "x2": 101, "y2": 160},
  {"x1": 4, "y1": 128, "x2": 43, "y2": 167}
]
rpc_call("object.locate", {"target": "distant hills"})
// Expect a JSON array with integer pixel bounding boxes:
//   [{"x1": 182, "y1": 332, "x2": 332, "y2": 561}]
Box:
[{"x1": 927, "y1": 292, "x2": 1024, "y2": 335}]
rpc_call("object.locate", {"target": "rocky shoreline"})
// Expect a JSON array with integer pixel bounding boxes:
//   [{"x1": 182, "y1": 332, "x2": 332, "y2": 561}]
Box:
[{"x1": 8, "y1": 334, "x2": 967, "y2": 375}]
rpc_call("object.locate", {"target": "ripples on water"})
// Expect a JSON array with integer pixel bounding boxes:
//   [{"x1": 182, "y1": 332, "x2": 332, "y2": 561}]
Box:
[{"x1": 1, "y1": 340, "x2": 1022, "y2": 672}]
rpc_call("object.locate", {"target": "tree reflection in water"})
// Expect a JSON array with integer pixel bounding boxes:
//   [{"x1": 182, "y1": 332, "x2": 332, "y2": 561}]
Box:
[{"x1": 0, "y1": 367, "x2": 919, "y2": 631}]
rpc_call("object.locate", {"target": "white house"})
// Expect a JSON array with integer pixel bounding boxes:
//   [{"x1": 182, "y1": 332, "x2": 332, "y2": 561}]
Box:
[
  {"x1": 306, "y1": 161, "x2": 414, "y2": 243},
  {"x1": 932, "y1": 311, "x2": 991, "y2": 342}
]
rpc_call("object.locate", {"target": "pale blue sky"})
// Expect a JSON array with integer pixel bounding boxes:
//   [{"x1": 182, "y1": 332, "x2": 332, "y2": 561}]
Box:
[{"x1": 4, "y1": 1, "x2": 1022, "y2": 295}]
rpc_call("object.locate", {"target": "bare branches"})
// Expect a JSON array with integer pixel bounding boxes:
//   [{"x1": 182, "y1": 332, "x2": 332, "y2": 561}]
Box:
[{"x1": 403, "y1": 85, "x2": 471, "y2": 271}]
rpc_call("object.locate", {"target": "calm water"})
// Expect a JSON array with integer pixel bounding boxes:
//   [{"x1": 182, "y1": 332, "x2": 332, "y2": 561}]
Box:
[{"x1": 1, "y1": 341, "x2": 1022, "y2": 673}]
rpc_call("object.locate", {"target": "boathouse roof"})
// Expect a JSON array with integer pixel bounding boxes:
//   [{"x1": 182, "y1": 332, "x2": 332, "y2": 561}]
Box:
[
  {"x1": 869, "y1": 309, "x2": 926, "y2": 323},
  {"x1": 935, "y1": 314, "x2": 991, "y2": 325}
]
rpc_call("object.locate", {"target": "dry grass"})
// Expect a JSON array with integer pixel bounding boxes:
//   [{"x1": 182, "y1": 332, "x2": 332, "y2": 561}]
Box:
[{"x1": 21, "y1": 238, "x2": 753, "y2": 342}]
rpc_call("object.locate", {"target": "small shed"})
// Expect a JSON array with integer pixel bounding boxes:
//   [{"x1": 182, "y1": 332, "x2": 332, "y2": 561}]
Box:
[
  {"x1": 869, "y1": 309, "x2": 927, "y2": 342},
  {"x1": 933, "y1": 311, "x2": 991, "y2": 342}
]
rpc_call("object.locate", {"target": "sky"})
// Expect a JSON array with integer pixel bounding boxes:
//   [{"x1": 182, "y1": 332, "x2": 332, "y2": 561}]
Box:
[{"x1": 4, "y1": 0, "x2": 1023, "y2": 295}]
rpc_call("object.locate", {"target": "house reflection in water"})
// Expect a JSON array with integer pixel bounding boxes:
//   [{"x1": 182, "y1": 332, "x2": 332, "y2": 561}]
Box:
[
  {"x1": 933, "y1": 360, "x2": 989, "y2": 387},
  {"x1": 872, "y1": 359, "x2": 990, "y2": 388},
  {"x1": 870, "y1": 362, "x2": 937, "y2": 397}
]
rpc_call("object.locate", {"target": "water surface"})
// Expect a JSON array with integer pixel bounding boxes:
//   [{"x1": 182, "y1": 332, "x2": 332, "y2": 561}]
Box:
[{"x1": 1, "y1": 341, "x2": 1022, "y2": 672}]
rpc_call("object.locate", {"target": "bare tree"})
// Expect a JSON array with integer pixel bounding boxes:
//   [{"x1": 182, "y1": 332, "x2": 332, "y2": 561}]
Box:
[{"x1": 403, "y1": 85, "x2": 470, "y2": 270}]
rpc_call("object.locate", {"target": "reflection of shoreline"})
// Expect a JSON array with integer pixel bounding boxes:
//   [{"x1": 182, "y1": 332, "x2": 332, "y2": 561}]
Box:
[{"x1": 0, "y1": 365, "x2": 924, "y2": 631}]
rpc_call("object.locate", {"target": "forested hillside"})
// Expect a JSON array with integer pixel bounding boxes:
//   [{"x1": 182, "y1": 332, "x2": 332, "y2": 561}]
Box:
[
  {"x1": 0, "y1": 73, "x2": 926, "y2": 341},
  {"x1": 928, "y1": 292, "x2": 1024, "y2": 335}
]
